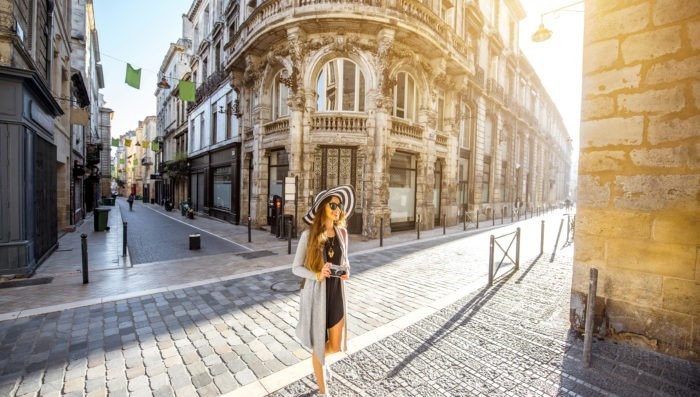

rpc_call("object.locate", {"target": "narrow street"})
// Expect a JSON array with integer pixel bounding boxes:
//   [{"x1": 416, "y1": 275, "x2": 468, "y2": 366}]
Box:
[{"x1": 117, "y1": 200, "x2": 249, "y2": 265}]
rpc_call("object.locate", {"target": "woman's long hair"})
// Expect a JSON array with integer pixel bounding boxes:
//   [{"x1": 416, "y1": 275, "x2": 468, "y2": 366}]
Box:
[{"x1": 305, "y1": 195, "x2": 347, "y2": 273}]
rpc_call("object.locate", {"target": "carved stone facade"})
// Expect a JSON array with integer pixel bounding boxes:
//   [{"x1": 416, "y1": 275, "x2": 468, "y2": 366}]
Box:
[{"x1": 222, "y1": 0, "x2": 572, "y2": 237}]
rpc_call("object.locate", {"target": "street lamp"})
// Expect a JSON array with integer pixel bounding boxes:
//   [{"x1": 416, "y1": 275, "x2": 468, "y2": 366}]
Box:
[{"x1": 531, "y1": 0, "x2": 584, "y2": 42}]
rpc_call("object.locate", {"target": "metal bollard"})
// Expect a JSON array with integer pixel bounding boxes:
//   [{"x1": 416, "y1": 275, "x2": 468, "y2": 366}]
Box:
[
  {"x1": 488, "y1": 235, "x2": 495, "y2": 287},
  {"x1": 550, "y1": 218, "x2": 564, "y2": 262},
  {"x1": 492, "y1": 210, "x2": 495, "y2": 226},
  {"x1": 417, "y1": 215, "x2": 421, "y2": 240},
  {"x1": 287, "y1": 218, "x2": 292, "y2": 254},
  {"x1": 540, "y1": 220, "x2": 545, "y2": 256},
  {"x1": 443, "y1": 214, "x2": 446, "y2": 235},
  {"x1": 583, "y1": 268, "x2": 598, "y2": 367},
  {"x1": 501, "y1": 207, "x2": 504, "y2": 224},
  {"x1": 515, "y1": 227, "x2": 521, "y2": 270},
  {"x1": 380, "y1": 217, "x2": 384, "y2": 247},
  {"x1": 81, "y1": 233, "x2": 89, "y2": 284},
  {"x1": 476, "y1": 211, "x2": 480, "y2": 229},
  {"x1": 511, "y1": 207, "x2": 514, "y2": 223},
  {"x1": 566, "y1": 213, "x2": 571, "y2": 243},
  {"x1": 248, "y1": 216, "x2": 252, "y2": 243},
  {"x1": 463, "y1": 210, "x2": 466, "y2": 231},
  {"x1": 122, "y1": 221, "x2": 127, "y2": 257}
]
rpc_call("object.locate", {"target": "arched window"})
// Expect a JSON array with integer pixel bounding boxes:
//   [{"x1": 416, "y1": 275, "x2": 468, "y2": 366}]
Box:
[
  {"x1": 393, "y1": 72, "x2": 418, "y2": 122},
  {"x1": 316, "y1": 59, "x2": 365, "y2": 112},
  {"x1": 271, "y1": 73, "x2": 289, "y2": 119}
]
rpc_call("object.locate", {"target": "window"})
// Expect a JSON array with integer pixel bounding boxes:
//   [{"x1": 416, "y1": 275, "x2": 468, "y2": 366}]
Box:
[
  {"x1": 268, "y1": 150, "x2": 288, "y2": 200},
  {"x1": 272, "y1": 73, "x2": 290, "y2": 119},
  {"x1": 434, "y1": 161, "x2": 442, "y2": 223},
  {"x1": 484, "y1": 117, "x2": 493, "y2": 155},
  {"x1": 460, "y1": 106, "x2": 472, "y2": 148},
  {"x1": 458, "y1": 158, "x2": 470, "y2": 212},
  {"x1": 389, "y1": 152, "x2": 417, "y2": 225},
  {"x1": 393, "y1": 72, "x2": 418, "y2": 121},
  {"x1": 213, "y1": 167, "x2": 232, "y2": 210},
  {"x1": 316, "y1": 59, "x2": 365, "y2": 112},
  {"x1": 482, "y1": 157, "x2": 491, "y2": 203},
  {"x1": 211, "y1": 103, "x2": 218, "y2": 144},
  {"x1": 437, "y1": 94, "x2": 445, "y2": 131},
  {"x1": 199, "y1": 116, "x2": 205, "y2": 149},
  {"x1": 500, "y1": 161, "x2": 507, "y2": 201}
]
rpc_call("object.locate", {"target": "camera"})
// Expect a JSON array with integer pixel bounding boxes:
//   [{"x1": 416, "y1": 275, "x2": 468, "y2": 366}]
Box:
[{"x1": 329, "y1": 265, "x2": 347, "y2": 278}]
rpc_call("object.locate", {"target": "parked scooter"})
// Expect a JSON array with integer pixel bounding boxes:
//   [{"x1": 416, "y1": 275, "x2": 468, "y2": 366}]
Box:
[{"x1": 183, "y1": 202, "x2": 195, "y2": 219}]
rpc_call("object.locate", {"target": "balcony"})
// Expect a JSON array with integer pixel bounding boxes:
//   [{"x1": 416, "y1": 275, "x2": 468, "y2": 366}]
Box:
[
  {"x1": 228, "y1": 0, "x2": 474, "y2": 71},
  {"x1": 187, "y1": 69, "x2": 228, "y2": 110},
  {"x1": 390, "y1": 117, "x2": 423, "y2": 140},
  {"x1": 263, "y1": 118, "x2": 290, "y2": 135},
  {"x1": 310, "y1": 113, "x2": 367, "y2": 134}
]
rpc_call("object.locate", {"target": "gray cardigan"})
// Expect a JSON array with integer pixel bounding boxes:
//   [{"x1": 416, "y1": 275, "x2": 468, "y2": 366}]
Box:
[{"x1": 292, "y1": 226, "x2": 349, "y2": 365}]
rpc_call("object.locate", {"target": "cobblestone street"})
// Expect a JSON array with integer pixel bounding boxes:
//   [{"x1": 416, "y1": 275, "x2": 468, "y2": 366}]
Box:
[
  {"x1": 0, "y1": 212, "x2": 698, "y2": 396},
  {"x1": 268, "y1": 245, "x2": 700, "y2": 397}
]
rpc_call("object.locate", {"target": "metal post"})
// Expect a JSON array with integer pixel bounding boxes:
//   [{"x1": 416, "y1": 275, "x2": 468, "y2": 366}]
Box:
[
  {"x1": 380, "y1": 217, "x2": 384, "y2": 247},
  {"x1": 540, "y1": 220, "x2": 545, "y2": 256},
  {"x1": 501, "y1": 207, "x2": 504, "y2": 224},
  {"x1": 583, "y1": 268, "x2": 598, "y2": 368},
  {"x1": 476, "y1": 211, "x2": 479, "y2": 229},
  {"x1": 515, "y1": 227, "x2": 521, "y2": 270},
  {"x1": 551, "y1": 218, "x2": 564, "y2": 262},
  {"x1": 248, "y1": 216, "x2": 252, "y2": 243},
  {"x1": 81, "y1": 234, "x2": 89, "y2": 284},
  {"x1": 463, "y1": 210, "x2": 466, "y2": 231},
  {"x1": 511, "y1": 207, "x2": 514, "y2": 223},
  {"x1": 417, "y1": 214, "x2": 421, "y2": 240},
  {"x1": 488, "y1": 235, "x2": 494, "y2": 287},
  {"x1": 122, "y1": 222, "x2": 127, "y2": 257},
  {"x1": 443, "y1": 214, "x2": 446, "y2": 235},
  {"x1": 492, "y1": 210, "x2": 495, "y2": 226},
  {"x1": 287, "y1": 218, "x2": 292, "y2": 255},
  {"x1": 566, "y1": 213, "x2": 571, "y2": 243}
]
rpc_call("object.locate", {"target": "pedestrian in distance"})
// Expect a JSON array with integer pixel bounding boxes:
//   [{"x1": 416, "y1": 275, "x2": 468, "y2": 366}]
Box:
[
  {"x1": 292, "y1": 185, "x2": 355, "y2": 397},
  {"x1": 127, "y1": 193, "x2": 134, "y2": 211}
]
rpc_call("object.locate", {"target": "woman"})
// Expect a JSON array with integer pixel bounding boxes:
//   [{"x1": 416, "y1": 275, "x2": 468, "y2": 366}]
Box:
[{"x1": 292, "y1": 185, "x2": 354, "y2": 397}]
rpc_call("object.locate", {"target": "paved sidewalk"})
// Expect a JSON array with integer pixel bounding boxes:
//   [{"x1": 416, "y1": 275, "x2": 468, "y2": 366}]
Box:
[{"x1": 0, "y1": 207, "x2": 697, "y2": 396}]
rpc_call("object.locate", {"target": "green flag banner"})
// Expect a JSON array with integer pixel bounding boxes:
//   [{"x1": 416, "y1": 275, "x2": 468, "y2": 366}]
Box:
[
  {"x1": 111, "y1": 138, "x2": 119, "y2": 147},
  {"x1": 119, "y1": 158, "x2": 125, "y2": 164},
  {"x1": 178, "y1": 80, "x2": 195, "y2": 102},
  {"x1": 133, "y1": 159, "x2": 138, "y2": 165},
  {"x1": 125, "y1": 63, "x2": 141, "y2": 89},
  {"x1": 151, "y1": 142, "x2": 160, "y2": 152}
]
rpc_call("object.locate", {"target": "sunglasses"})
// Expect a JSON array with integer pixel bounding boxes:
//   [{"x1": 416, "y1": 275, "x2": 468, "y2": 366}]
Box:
[{"x1": 327, "y1": 202, "x2": 344, "y2": 211}]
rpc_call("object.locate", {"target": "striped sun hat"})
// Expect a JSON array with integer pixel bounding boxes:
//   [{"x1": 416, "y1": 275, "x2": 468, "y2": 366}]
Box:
[{"x1": 302, "y1": 185, "x2": 355, "y2": 225}]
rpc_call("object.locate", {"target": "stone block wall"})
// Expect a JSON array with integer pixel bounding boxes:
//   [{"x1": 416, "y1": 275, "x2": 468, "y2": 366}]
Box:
[{"x1": 572, "y1": 0, "x2": 700, "y2": 360}]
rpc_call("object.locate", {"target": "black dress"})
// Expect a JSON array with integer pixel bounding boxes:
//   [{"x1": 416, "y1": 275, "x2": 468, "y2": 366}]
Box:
[{"x1": 324, "y1": 235, "x2": 344, "y2": 330}]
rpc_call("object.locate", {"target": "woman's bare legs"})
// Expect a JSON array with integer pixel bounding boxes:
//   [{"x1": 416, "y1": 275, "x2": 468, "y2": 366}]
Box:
[
  {"x1": 313, "y1": 318, "x2": 345, "y2": 395},
  {"x1": 312, "y1": 353, "x2": 326, "y2": 394},
  {"x1": 326, "y1": 318, "x2": 344, "y2": 355}
]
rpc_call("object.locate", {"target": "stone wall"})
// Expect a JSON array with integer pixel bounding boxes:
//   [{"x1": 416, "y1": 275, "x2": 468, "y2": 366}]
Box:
[{"x1": 572, "y1": 0, "x2": 700, "y2": 360}]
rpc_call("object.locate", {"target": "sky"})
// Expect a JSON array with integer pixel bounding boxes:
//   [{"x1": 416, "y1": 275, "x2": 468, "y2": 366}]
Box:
[
  {"x1": 94, "y1": 0, "x2": 584, "y2": 155},
  {"x1": 93, "y1": 0, "x2": 193, "y2": 136}
]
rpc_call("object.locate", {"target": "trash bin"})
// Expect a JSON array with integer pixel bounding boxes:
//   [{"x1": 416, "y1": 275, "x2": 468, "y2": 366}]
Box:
[
  {"x1": 102, "y1": 197, "x2": 114, "y2": 206},
  {"x1": 94, "y1": 208, "x2": 111, "y2": 231},
  {"x1": 189, "y1": 234, "x2": 200, "y2": 250},
  {"x1": 279, "y1": 214, "x2": 294, "y2": 239}
]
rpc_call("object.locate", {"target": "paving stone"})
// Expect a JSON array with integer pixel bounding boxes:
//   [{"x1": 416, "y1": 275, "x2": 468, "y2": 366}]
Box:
[{"x1": 127, "y1": 375, "x2": 149, "y2": 392}]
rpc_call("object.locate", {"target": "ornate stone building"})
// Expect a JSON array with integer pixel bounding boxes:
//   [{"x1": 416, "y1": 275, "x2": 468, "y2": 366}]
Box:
[
  {"x1": 573, "y1": 0, "x2": 699, "y2": 360},
  {"x1": 217, "y1": 0, "x2": 572, "y2": 237}
]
